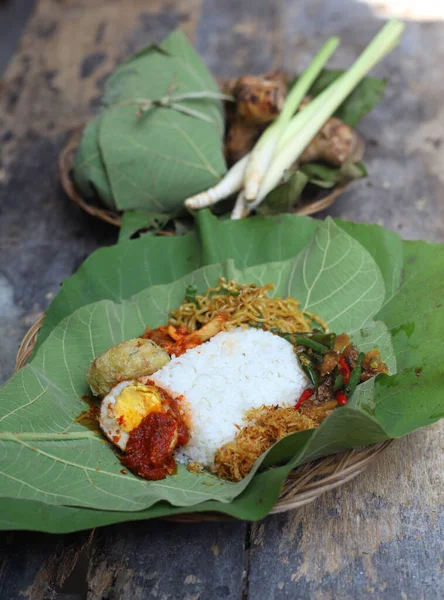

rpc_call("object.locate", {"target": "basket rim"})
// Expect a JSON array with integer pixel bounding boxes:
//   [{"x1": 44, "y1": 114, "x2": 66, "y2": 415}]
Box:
[
  {"x1": 15, "y1": 313, "x2": 393, "y2": 519},
  {"x1": 59, "y1": 124, "x2": 351, "y2": 228}
]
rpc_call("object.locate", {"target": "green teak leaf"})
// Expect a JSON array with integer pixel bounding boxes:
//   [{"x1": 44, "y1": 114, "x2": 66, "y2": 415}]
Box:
[
  {"x1": 35, "y1": 211, "x2": 403, "y2": 352},
  {"x1": 300, "y1": 160, "x2": 367, "y2": 188},
  {"x1": 119, "y1": 211, "x2": 175, "y2": 242},
  {"x1": 289, "y1": 69, "x2": 385, "y2": 126}
]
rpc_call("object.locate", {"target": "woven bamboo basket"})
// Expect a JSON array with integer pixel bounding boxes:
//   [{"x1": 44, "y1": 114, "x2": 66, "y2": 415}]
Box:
[
  {"x1": 59, "y1": 126, "x2": 348, "y2": 228},
  {"x1": 15, "y1": 314, "x2": 392, "y2": 518}
]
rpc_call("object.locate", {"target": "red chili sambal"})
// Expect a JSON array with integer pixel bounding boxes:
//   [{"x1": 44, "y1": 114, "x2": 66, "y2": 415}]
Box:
[
  {"x1": 120, "y1": 383, "x2": 189, "y2": 481},
  {"x1": 141, "y1": 324, "x2": 200, "y2": 357},
  {"x1": 141, "y1": 314, "x2": 227, "y2": 357}
]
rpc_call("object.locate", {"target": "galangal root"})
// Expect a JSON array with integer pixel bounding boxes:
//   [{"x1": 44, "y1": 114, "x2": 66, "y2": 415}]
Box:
[
  {"x1": 222, "y1": 72, "x2": 364, "y2": 167},
  {"x1": 221, "y1": 73, "x2": 287, "y2": 165}
]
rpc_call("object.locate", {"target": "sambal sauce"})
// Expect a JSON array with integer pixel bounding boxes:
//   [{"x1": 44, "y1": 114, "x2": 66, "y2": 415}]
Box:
[
  {"x1": 120, "y1": 383, "x2": 190, "y2": 481},
  {"x1": 141, "y1": 325, "x2": 202, "y2": 357}
]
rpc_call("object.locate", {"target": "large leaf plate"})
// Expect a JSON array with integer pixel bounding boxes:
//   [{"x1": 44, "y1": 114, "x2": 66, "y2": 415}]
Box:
[{"x1": 1, "y1": 212, "x2": 443, "y2": 532}]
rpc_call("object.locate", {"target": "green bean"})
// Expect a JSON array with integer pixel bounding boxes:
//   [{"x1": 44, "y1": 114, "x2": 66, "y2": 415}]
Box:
[
  {"x1": 298, "y1": 353, "x2": 319, "y2": 389},
  {"x1": 295, "y1": 336, "x2": 329, "y2": 354},
  {"x1": 346, "y1": 352, "x2": 365, "y2": 398},
  {"x1": 269, "y1": 327, "x2": 281, "y2": 333},
  {"x1": 311, "y1": 332, "x2": 337, "y2": 349}
]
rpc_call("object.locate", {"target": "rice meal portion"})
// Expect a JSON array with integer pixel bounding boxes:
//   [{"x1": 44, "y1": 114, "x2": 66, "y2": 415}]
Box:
[
  {"x1": 150, "y1": 328, "x2": 309, "y2": 466},
  {"x1": 88, "y1": 278, "x2": 389, "y2": 482}
]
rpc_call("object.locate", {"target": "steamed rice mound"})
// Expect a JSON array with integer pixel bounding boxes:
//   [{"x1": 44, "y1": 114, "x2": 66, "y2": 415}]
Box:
[{"x1": 149, "y1": 328, "x2": 309, "y2": 466}]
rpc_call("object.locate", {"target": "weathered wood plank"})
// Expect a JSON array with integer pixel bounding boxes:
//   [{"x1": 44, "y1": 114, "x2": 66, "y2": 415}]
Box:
[
  {"x1": 87, "y1": 521, "x2": 246, "y2": 600},
  {"x1": 195, "y1": 0, "x2": 284, "y2": 77},
  {"x1": 0, "y1": 529, "x2": 93, "y2": 600},
  {"x1": 248, "y1": 426, "x2": 444, "y2": 599},
  {"x1": 0, "y1": 0, "x2": 36, "y2": 76}
]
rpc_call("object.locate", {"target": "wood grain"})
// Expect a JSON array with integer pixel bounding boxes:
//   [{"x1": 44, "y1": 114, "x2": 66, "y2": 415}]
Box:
[
  {"x1": 0, "y1": 0, "x2": 443, "y2": 598},
  {"x1": 87, "y1": 521, "x2": 246, "y2": 600},
  {"x1": 0, "y1": 530, "x2": 93, "y2": 599}
]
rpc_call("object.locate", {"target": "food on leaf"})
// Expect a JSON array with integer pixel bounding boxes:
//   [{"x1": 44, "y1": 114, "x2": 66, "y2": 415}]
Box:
[
  {"x1": 142, "y1": 313, "x2": 228, "y2": 357},
  {"x1": 100, "y1": 380, "x2": 163, "y2": 450},
  {"x1": 168, "y1": 278, "x2": 327, "y2": 333},
  {"x1": 214, "y1": 405, "x2": 323, "y2": 482},
  {"x1": 86, "y1": 337, "x2": 170, "y2": 398},
  {"x1": 121, "y1": 408, "x2": 188, "y2": 481},
  {"x1": 3, "y1": 215, "x2": 444, "y2": 530},
  {"x1": 101, "y1": 380, "x2": 189, "y2": 480},
  {"x1": 361, "y1": 348, "x2": 389, "y2": 381},
  {"x1": 88, "y1": 279, "x2": 387, "y2": 482}
]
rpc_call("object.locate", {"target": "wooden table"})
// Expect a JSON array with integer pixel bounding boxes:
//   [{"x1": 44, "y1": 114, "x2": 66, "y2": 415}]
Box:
[{"x1": 1, "y1": 1, "x2": 443, "y2": 598}]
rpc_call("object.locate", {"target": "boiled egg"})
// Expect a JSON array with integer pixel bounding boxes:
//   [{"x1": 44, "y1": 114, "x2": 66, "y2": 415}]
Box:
[{"x1": 100, "y1": 380, "x2": 163, "y2": 450}]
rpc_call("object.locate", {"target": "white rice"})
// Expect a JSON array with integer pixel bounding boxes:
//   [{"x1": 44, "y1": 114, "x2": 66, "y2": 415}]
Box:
[{"x1": 151, "y1": 328, "x2": 309, "y2": 466}]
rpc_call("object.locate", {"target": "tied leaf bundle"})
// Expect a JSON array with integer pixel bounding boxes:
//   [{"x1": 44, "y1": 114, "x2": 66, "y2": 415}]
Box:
[{"x1": 73, "y1": 30, "x2": 227, "y2": 214}]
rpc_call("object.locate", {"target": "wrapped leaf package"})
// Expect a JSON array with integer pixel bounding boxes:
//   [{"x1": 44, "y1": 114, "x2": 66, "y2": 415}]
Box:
[
  {"x1": 73, "y1": 31, "x2": 226, "y2": 212},
  {"x1": 1, "y1": 212, "x2": 444, "y2": 532}
]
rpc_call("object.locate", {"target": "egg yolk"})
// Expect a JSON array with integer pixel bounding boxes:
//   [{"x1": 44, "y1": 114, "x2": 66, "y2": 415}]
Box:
[{"x1": 115, "y1": 383, "x2": 162, "y2": 432}]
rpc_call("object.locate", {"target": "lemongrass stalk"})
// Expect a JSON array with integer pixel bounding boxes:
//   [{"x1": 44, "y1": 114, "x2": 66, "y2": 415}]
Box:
[
  {"x1": 252, "y1": 19, "x2": 404, "y2": 209},
  {"x1": 183, "y1": 83, "x2": 334, "y2": 210},
  {"x1": 243, "y1": 37, "x2": 340, "y2": 202},
  {"x1": 185, "y1": 86, "x2": 334, "y2": 210},
  {"x1": 277, "y1": 79, "x2": 343, "y2": 149},
  {"x1": 231, "y1": 190, "x2": 247, "y2": 219},
  {"x1": 184, "y1": 154, "x2": 249, "y2": 209}
]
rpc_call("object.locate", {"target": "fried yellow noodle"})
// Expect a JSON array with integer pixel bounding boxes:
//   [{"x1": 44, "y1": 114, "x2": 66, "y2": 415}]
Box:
[{"x1": 169, "y1": 278, "x2": 328, "y2": 333}]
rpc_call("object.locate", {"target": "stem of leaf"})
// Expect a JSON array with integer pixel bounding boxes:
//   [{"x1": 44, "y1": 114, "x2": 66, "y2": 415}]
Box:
[
  {"x1": 172, "y1": 91, "x2": 235, "y2": 102},
  {"x1": 0, "y1": 431, "x2": 103, "y2": 442}
]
